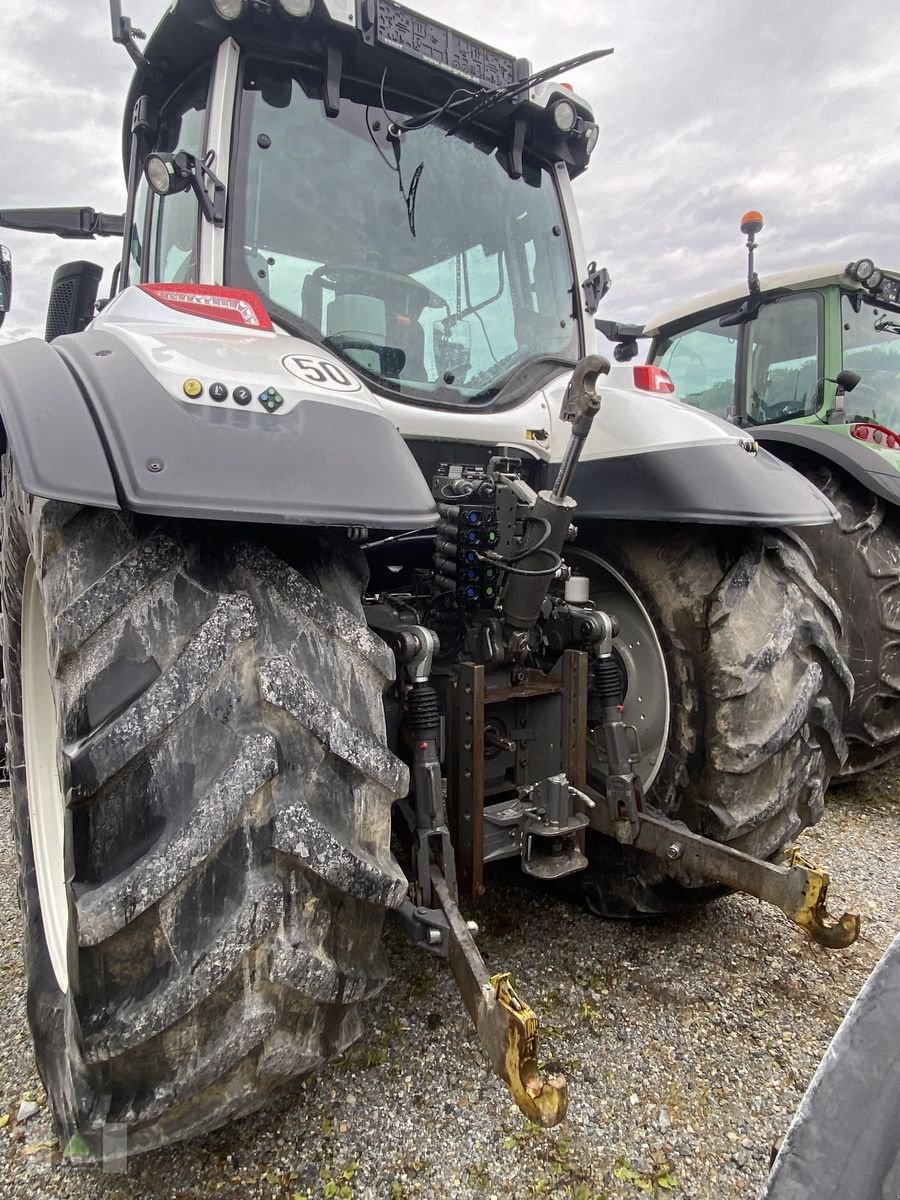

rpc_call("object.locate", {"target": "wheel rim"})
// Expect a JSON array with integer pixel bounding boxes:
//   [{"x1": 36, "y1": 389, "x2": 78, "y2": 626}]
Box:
[
  {"x1": 22, "y1": 558, "x2": 69, "y2": 992},
  {"x1": 566, "y1": 549, "x2": 670, "y2": 792}
]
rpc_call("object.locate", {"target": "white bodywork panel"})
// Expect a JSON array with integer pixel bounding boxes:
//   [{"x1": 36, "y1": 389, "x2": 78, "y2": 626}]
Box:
[
  {"x1": 93, "y1": 288, "x2": 752, "y2": 466},
  {"x1": 94, "y1": 288, "x2": 396, "y2": 422}
]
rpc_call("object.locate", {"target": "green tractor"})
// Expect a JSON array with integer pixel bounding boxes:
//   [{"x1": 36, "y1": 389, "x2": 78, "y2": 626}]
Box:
[{"x1": 599, "y1": 212, "x2": 900, "y2": 779}]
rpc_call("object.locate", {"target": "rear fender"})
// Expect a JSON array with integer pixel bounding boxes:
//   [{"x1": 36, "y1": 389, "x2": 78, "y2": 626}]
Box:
[
  {"x1": 749, "y1": 422, "x2": 900, "y2": 508},
  {"x1": 0, "y1": 338, "x2": 119, "y2": 508},
  {"x1": 543, "y1": 371, "x2": 839, "y2": 528},
  {"x1": 761, "y1": 933, "x2": 900, "y2": 1200},
  {"x1": 0, "y1": 291, "x2": 437, "y2": 529}
]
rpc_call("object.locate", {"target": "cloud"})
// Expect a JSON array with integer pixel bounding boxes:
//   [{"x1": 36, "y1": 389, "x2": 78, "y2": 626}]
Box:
[{"x1": 2, "y1": 0, "x2": 899, "y2": 341}]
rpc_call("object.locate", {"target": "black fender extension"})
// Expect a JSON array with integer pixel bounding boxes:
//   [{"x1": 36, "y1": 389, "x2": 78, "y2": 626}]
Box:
[{"x1": 750, "y1": 422, "x2": 900, "y2": 509}]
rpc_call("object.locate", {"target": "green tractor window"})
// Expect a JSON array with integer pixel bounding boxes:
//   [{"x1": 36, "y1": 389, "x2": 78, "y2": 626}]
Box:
[
  {"x1": 746, "y1": 293, "x2": 820, "y2": 424},
  {"x1": 841, "y1": 293, "x2": 900, "y2": 427},
  {"x1": 654, "y1": 317, "x2": 738, "y2": 418}
]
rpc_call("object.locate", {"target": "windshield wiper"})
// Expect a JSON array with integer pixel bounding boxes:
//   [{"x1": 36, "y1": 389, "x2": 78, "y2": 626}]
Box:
[{"x1": 445, "y1": 48, "x2": 613, "y2": 136}]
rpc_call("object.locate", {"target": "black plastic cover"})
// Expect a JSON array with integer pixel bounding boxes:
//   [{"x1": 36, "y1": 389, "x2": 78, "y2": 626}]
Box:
[
  {"x1": 568, "y1": 441, "x2": 837, "y2": 527},
  {"x1": 45, "y1": 261, "x2": 104, "y2": 342}
]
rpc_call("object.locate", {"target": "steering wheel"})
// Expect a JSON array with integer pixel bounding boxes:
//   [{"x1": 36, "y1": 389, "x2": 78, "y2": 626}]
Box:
[
  {"x1": 310, "y1": 263, "x2": 443, "y2": 311},
  {"x1": 848, "y1": 381, "x2": 880, "y2": 406},
  {"x1": 760, "y1": 400, "x2": 805, "y2": 421}
]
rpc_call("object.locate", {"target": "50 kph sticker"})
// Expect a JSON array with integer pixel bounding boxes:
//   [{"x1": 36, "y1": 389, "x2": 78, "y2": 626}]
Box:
[{"x1": 282, "y1": 354, "x2": 361, "y2": 393}]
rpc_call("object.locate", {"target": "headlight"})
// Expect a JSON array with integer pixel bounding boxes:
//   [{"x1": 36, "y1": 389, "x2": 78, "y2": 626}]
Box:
[
  {"x1": 144, "y1": 152, "x2": 194, "y2": 197},
  {"x1": 276, "y1": 0, "x2": 314, "y2": 15},
  {"x1": 145, "y1": 153, "x2": 176, "y2": 196},
  {"x1": 853, "y1": 258, "x2": 876, "y2": 283},
  {"x1": 583, "y1": 123, "x2": 599, "y2": 154},
  {"x1": 550, "y1": 98, "x2": 577, "y2": 133},
  {"x1": 211, "y1": 0, "x2": 246, "y2": 20}
]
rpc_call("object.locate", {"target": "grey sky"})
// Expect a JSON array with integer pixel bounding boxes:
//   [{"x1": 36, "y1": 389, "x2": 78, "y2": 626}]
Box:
[{"x1": 2, "y1": 1, "x2": 899, "y2": 344}]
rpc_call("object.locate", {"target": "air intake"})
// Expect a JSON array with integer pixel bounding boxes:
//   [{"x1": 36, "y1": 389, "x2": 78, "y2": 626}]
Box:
[{"x1": 45, "y1": 261, "x2": 103, "y2": 342}]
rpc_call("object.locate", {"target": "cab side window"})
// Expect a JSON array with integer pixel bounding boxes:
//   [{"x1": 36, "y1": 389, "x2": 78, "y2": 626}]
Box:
[
  {"x1": 147, "y1": 69, "x2": 212, "y2": 284},
  {"x1": 746, "y1": 295, "x2": 821, "y2": 423},
  {"x1": 654, "y1": 318, "x2": 739, "y2": 419}
]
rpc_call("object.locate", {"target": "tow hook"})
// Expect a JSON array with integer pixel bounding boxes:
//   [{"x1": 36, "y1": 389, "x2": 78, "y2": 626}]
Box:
[{"x1": 431, "y1": 868, "x2": 568, "y2": 1127}]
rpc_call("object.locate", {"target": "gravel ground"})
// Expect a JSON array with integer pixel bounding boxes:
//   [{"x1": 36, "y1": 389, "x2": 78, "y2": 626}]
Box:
[{"x1": 1, "y1": 767, "x2": 899, "y2": 1200}]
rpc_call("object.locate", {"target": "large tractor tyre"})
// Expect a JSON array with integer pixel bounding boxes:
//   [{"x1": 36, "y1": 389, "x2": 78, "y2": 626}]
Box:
[
  {"x1": 789, "y1": 461, "x2": 900, "y2": 779},
  {"x1": 1, "y1": 462, "x2": 408, "y2": 1159},
  {"x1": 565, "y1": 523, "x2": 851, "y2": 917}
]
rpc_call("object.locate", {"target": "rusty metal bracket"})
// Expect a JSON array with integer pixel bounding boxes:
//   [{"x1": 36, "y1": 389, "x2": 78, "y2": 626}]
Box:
[
  {"x1": 586, "y1": 788, "x2": 860, "y2": 950},
  {"x1": 431, "y1": 867, "x2": 568, "y2": 1127}
]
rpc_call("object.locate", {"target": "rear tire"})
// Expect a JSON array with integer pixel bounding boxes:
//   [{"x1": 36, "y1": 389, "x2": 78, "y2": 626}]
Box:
[
  {"x1": 1, "y1": 463, "x2": 407, "y2": 1158},
  {"x1": 791, "y1": 462, "x2": 900, "y2": 778},
  {"x1": 567, "y1": 523, "x2": 851, "y2": 916}
]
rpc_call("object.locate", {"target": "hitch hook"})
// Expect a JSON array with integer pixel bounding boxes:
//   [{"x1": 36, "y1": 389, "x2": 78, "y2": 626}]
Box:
[
  {"x1": 785, "y1": 851, "x2": 860, "y2": 950},
  {"x1": 431, "y1": 868, "x2": 567, "y2": 1127},
  {"x1": 491, "y1": 972, "x2": 568, "y2": 1127}
]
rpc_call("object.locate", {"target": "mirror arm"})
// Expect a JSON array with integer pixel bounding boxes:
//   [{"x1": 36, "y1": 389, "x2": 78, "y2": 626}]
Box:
[
  {"x1": 192, "y1": 153, "x2": 227, "y2": 227},
  {"x1": 0, "y1": 208, "x2": 125, "y2": 240},
  {"x1": 109, "y1": 1, "x2": 151, "y2": 72}
]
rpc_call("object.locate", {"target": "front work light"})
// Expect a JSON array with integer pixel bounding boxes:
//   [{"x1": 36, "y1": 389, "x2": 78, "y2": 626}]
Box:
[
  {"x1": 550, "y1": 98, "x2": 578, "y2": 133},
  {"x1": 852, "y1": 258, "x2": 876, "y2": 284},
  {"x1": 212, "y1": 0, "x2": 246, "y2": 20},
  {"x1": 276, "y1": 0, "x2": 314, "y2": 15},
  {"x1": 144, "y1": 152, "x2": 194, "y2": 197}
]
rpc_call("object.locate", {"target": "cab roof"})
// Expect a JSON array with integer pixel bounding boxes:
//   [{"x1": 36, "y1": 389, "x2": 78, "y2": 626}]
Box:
[
  {"x1": 121, "y1": 0, "x2": 600, "y2": 177},
  {"x1": 644, "y1": 261, "x2": 900, "y2": 337}
]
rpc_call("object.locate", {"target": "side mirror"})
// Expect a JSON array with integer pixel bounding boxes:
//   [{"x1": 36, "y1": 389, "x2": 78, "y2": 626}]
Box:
[
  {"x1": 0, "y1": 245, "x2": 11, "y2": 329},
  {"x1": 835, "y1": 369, "x2": 861, "y2": 394}
]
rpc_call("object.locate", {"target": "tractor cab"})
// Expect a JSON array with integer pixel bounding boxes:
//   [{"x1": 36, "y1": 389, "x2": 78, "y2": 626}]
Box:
[
  {"x1": 638, "y1": 214, "x2": 900, "y2": 461},
  {"x1": 121, "y1": 0, "x2": 607, "y2": 410}
]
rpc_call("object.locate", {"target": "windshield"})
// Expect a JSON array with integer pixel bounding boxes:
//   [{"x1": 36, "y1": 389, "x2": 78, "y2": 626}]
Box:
[
  {"x1": 842, "y1": 292, "x2": 900, "y2": 426},
  {"x1": 228, "y1": 60, "x2": 580, "y2": 406}
]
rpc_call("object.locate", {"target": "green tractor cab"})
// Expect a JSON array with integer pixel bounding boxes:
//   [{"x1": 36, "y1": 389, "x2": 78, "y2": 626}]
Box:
[{"x1": 599, "y1": 213, "x2": 900, "y2": 778}]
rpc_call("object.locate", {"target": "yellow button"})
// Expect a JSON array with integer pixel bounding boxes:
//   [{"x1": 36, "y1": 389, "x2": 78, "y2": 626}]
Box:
[{"x1": 183, "y1": 379, "x2": 203, "y2": 398}]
